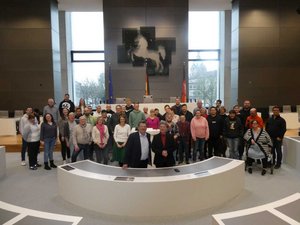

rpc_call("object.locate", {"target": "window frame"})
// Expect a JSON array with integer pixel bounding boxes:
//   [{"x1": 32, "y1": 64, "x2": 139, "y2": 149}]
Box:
[{"x1": 71, "y1": 50, "x2": 105, "y2": 63}]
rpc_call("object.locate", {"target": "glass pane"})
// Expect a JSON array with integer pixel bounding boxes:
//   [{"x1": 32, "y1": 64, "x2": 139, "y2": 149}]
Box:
[
  {"x1": 73, "y1": 52, "x2": 105, "y2": 61},
  {"x1": 189, "y1": 12, "x2": 220, "y2": 50},
  {"x1": 188, "y1": 51, "x2": 219, "y2": 60},
  {"x1": 188, "y1": 61, "x2": 219, "y2": 107},
  {"x1": 73, "y1": 62, "x2": 105, "y2": 108},
  {"x1": 71, "y1": 12, "x2": 104, "y2": 50}
]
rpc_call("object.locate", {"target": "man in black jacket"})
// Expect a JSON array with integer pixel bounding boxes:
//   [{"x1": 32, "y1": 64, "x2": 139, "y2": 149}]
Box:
[
  {"x1": 179, "y1": 104, "x2": 193, "y2": 122},
  {"x1": 59, "y1": 94, "x2": 75, "y2": 115},
  {"x1": 207, "y1": 107, "x2": 224, "y2": 157},
  {"x1": 123, "y1": 121, "x2": 151, "y2": 168},
  {"x1": 266, "y1": 105, "x2": 286, "y2": 169},
  {"x1": 223, "y1": 110, "x2": 243, "y2": 159},
  {"x1": 152, "y1": 121, "x2": 176, "y2": 168}
]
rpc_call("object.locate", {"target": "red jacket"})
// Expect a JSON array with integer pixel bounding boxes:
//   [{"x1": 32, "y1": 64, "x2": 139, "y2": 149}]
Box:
[{"x1": 245, "y1": 115, "x2": 264, "y2": 129}]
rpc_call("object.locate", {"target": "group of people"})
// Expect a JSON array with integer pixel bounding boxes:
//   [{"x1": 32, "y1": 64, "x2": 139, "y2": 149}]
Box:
[{"x1": 19, "y1": 94, "x2": 287, "y2": 176}]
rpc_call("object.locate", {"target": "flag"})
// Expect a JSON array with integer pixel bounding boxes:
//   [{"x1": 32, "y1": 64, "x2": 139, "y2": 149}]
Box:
[
  {"x1": 108, "y1": 65, "x2": 114, "y2": 104},
  {"x1": 181, "y1": 63, "x2": 187, "y2": 103},
  {"x1": 145, "y1": 70, "x2": 150, "y2": 95}
]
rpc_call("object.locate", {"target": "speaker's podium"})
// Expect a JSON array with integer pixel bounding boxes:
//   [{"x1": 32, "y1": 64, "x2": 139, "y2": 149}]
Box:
[{"x1": 143, "y1": 95, "x2": 153, "y2": 103}]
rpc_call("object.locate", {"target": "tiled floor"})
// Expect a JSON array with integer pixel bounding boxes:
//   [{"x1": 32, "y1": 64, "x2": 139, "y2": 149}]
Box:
[{"x1": 1, "y1": 152, "x2": 300, "y2": 225}]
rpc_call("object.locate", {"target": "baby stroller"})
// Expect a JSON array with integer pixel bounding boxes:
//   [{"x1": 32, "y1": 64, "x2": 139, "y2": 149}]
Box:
[{"x1": 244, "y1": 142, "x2": 274, "y2": 175}]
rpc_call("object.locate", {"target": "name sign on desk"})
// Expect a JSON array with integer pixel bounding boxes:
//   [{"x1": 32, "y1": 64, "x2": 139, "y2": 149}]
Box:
[
  {"x1": 114, "y1": 177, "x2": 135, "y2": 181},
  {"x1": 194, "y1": 171, "x2": 209, "y2": 176},
  {"x1": 61, "y1": 165, "x2": 75, "y2": 171}
]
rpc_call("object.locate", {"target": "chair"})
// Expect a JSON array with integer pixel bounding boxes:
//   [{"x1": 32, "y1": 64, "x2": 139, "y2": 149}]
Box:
[
  {"x1": 282, "y1": 105, "x2": 291, "y2": 113},
  {"x1": 143, "y1": 95, "x2": 153, "y2": 103},
  {"x1": 0, "y1": 110, "x2": 9, "y2": 118},
  {"x1": 115, "y1": 98, "x2": 126, "y2": 104},
  {"x1": 14, "y1": 110, "x2": 24, "y2": 118}
]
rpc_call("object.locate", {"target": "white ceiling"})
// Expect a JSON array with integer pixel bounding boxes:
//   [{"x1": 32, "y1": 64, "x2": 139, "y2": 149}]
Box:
[{"x1": 58, "y1": 0, "x2": 232, "y2": 12}]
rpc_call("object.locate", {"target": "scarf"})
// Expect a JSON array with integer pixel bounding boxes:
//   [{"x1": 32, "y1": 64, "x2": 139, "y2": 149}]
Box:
[{"x1": 96, "y1": 124, "x2": 105, "y2": 144}]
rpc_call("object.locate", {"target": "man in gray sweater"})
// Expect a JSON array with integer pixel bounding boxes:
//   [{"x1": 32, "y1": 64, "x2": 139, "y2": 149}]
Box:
[
  {"x1": 129, "y1": 103, "x2": 146, "y2": 129},
  {"x1": 43, "y1": 98, "x2": 59, "y2": 123},
  {"x1": 72, "y1": 116, "x2": 92, "y2": 162}
]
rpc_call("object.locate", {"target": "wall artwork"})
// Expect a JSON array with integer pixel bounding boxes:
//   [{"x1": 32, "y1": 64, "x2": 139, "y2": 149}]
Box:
[{"x1": 117, "y1": 26, "x2": 176, "y2": 76}]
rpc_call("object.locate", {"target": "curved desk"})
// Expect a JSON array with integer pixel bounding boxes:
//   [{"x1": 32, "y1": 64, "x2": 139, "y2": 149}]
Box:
[
  {"x1": 57, "y1": 157, "x2": 244, "y2": 217},
  {"x1": 283, "y1": 137, "x2": 300, "y2": 170}
]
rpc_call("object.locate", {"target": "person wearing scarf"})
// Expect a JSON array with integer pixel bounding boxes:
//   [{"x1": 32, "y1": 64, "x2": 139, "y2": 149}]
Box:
[{"x1": 92, "y1": 116, "x2": 109, "y2": 164}]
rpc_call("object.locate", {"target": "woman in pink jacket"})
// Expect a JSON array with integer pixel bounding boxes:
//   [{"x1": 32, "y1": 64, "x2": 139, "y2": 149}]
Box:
[{"x1": 191, "y1": 110, "x2": 209, "y2": 162}]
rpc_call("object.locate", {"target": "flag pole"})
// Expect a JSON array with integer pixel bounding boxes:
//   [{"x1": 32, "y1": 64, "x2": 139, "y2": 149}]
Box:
[
  {"x1": 108, "y1": 62, "x2": 114, "y2": 104},
  {"x1": 145, "y1": 59, "x2": 150, "y2": 96}
]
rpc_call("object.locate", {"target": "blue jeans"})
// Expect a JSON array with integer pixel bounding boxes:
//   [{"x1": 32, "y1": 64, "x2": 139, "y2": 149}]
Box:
[
  {"x1": 44, "y1": 137, "x2": 56, "y2": 162},
  {"x1": 227, "y1": 138, "x2": 240, "y2": 159},
  {"x1": 21, "y1": 138, "x2": 28, "y2": 161},
  {"x1": 193, "y1": 138, "x2": 205, "y2": 161}
]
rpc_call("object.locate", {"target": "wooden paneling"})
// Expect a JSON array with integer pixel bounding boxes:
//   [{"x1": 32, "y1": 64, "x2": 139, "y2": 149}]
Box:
[
  {"x1": 0, "y1": 0, "x2": 59, "y2": 111},
  {"x1": 234, "y1": 0, "x2": 300, "y2": 107}
]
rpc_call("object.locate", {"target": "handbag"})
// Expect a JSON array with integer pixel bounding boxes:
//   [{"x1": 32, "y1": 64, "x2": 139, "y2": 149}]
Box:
[{"x1": 248, "y1": 143, "x2": 265, "y2": 159}]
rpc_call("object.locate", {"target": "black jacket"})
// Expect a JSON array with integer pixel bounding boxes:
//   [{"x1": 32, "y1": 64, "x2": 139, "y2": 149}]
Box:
[
  {"x1": 265, "y1": 115, "x2": 286, "y2": 139},
  {"x1": 223, "y1": 117, "x2": 243, "y2": 138},
  {"x1": 207, "y1": 115, "x2": 223, "y2": 139},
  {"x1": 123, "y1": 132, "x2": 152, "y2": 168},
  {"x1": 152, "y1": 132, "x2": 176, "y2": 168},
  {"x1": 180, "y1": 110, "x2": 194, "y2": 122},
  {"x1": 59, "y1": 100, "x2": 75, "y2": 115},
  {"x1": 240, "y1": 108, "x2": 250, "y2": 131}
]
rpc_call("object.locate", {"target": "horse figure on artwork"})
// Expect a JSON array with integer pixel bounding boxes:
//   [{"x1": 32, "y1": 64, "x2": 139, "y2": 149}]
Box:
[{"x1": 129, "y1": 34, "x2": 166, "y2": 74}]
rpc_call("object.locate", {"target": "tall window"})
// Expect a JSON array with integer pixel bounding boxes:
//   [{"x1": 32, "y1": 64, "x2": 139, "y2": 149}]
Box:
[
  {"x1": 70, "y1": 12, "x2": 105, "y2": 107},
  {"x1": 188, "y1": 12, "x2": 220, "y2": 107}
]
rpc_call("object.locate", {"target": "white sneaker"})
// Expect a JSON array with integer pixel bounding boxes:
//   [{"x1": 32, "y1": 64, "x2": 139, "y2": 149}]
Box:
[
  {"x1": 21, "y1": 161, "x2": 26, "y2": 166},
  {"x1": 63, "y1": 160, "x2": 66, "y2": 165}
]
